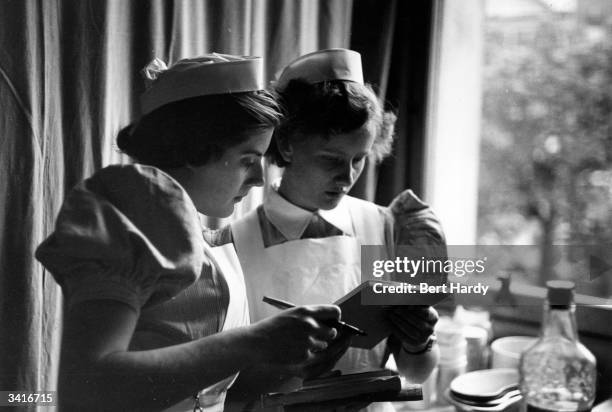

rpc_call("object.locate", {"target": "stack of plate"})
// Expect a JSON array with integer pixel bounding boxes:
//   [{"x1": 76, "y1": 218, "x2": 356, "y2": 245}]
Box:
[{"x1": 445, "y1": 369, "x2": 522, "y2": 412}]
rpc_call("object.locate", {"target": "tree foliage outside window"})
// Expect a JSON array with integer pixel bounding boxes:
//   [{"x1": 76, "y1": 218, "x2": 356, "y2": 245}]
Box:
[{"x1": 478, "y1": 3, "x2": 612, "y2": 298}]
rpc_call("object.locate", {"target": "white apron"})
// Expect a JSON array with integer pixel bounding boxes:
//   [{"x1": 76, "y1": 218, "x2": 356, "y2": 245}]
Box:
[
  {"x1": 233, "y1": 196, "x2": 395, "y2": 412},
  {"x1": 165, "y1": 242, "x2": 250, "y2": 412}
]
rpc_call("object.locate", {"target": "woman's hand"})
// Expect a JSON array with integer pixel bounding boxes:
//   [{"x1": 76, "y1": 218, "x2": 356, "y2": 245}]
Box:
[
  {"x1": 249, "y1": 305, "x2": 343, "y2": 365},
  {"x1": 387, "y1": 305, "x2": 440, "y2": 383},
  {"x1": 225, "y1": 332, "x2": 351, "y2": 410},
  {"x1": 388, "y1": 305, "x2": 438, "y2": 352},
  {"x1": 278, "y1": 332, "x2": 352, "y2": 379}
]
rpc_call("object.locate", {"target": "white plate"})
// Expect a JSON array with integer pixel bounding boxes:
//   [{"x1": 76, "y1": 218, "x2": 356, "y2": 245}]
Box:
[
  {"x1": 450, "y1": 368, "x2": 519, "y2": 400},
  {"x1": 445, "y1": 389, "x2": 522, "y2": 412}
]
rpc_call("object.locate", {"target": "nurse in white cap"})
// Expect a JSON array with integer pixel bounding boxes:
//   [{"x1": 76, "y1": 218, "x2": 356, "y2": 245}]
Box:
[
  {"x1": 231, "y1": 49, "x2": 445, "y2": 411},
  {"x1": 36, "y1": 54, "x2": 349, "y2": 412}
]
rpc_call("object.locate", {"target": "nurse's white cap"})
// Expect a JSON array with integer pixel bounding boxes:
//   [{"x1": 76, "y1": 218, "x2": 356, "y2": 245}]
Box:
[
  {"x1": 140, "y1": 53, "x2": 264, "y2": 115},
  {"x1": 276, "y1": 48, "x2": 364, "y2": 90}
]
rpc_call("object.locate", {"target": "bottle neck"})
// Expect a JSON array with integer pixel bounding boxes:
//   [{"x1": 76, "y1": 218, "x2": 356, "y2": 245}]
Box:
[{"x1": 541, "y1": 303, "x2": 578, "y2": 341}]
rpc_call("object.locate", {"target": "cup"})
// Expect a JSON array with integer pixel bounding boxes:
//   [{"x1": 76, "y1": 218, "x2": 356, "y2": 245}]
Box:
[{"x1": 491, "y1": 336, "x2": 537, "y2": 369}]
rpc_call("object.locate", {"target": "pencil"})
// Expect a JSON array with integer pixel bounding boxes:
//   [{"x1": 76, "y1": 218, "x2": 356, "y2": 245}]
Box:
[{"x1": 262, "y1": 296, "x2": 367, "y2": 336}]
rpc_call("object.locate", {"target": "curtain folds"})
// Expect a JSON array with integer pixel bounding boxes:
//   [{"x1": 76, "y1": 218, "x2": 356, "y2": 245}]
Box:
[
  {"x1": 0, "y1": 1, "x2": 352, "y2": 407},
  {"x1": 350, "y1": 0, "x2": 434, "y2": 204},
  {"x1": 1, "y1": 1, "x2": 429, "y2": 407}
]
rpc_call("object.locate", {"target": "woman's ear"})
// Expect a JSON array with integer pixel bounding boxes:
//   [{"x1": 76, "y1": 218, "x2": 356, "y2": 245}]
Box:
[{"x1": 276, "y1": 134, "x2": 293, "y2": 164}]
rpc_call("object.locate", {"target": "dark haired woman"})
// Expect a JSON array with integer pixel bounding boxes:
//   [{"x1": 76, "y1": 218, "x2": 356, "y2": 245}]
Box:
[
  {"x1": 36, "y1": 55, "x2": 348, "y2": 411},
  {"x1": 231, "y1": 49, "x2": 445, "y2": 411}
]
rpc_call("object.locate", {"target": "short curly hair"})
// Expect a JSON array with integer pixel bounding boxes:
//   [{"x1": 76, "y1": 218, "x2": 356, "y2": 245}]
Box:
[{"x1": 267, "y1": 79, "x2": 396, "y2": 167}]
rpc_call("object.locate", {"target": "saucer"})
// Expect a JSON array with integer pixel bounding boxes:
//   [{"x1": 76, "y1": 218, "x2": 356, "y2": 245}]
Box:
[
  {"x1": 449, "y1": 368, "x2": 519, "y2": 403},
  {"x1": 445, "y1": 388, "x2": 522, "y2": 412}
]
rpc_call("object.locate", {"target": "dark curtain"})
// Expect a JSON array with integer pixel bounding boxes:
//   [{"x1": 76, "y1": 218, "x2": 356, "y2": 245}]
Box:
[
  {"x1": 350, "y1": 0, "x2": 434, "y2": 204},
  {"x1": 0, "y1": 1, "x2": 353, "y2": 407},
  {"x1": 0, "y1": 0, "x2": 434, "y2": 406}
]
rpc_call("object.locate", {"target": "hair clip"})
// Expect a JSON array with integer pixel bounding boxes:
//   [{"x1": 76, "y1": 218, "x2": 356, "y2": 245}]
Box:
[{"x1": 141, "y1": 57, "x2": 168, "y2": 89}]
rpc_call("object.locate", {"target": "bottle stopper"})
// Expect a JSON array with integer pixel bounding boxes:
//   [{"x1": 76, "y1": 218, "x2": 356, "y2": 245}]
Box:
[{"x1": 546, "y1": 280, "x2": 575, "y2": 306}]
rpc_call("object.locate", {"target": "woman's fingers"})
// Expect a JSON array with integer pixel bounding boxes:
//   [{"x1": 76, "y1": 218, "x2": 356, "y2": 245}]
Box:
[
  {"x1": 388, "y1": 306, "x2": 438, "y2": 346},
  {"x1": 394, "y1": 305, "x2": 438, "y2": 324},
  {"x1": 388, "y1": 314, "x2": 424, "y2": 345},
  {"x1": 252, "y1": 303, "x2": 349, "y2": 366},
  {"x1": 297, "y1": 304, "x2": 342, "y2": 321},
  {"x1": 299, "y1": 336, "x2": 352, "y2": 378},
  {"x1": 297, "y1": 305, "x2": 342, "y2": 342},
  {"x1": 389, "y1": 311, "x2": 430, "y2": 336},
  {"x1": 391, "y1": 306, "x2": 438, "y2": 329},
  {"x1": 311, "y1": 333, "x2": 351, "y2": 359},
  {"x1": 308, "y1": 336, "x2": 329, "y2": 352}
]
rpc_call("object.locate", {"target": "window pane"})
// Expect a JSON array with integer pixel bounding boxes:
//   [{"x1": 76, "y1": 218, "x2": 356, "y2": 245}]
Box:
[{"x1": 478, "y1": 0, "x2": 612, "y2": 298}]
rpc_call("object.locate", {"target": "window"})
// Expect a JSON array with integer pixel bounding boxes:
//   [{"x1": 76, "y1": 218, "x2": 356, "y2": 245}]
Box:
[
  {"x1": 425, "y1": 0, "x2": 611, "y2": 335},
  {"x1": 480, "y1": 0, "x2": 612, "y2": 300}
]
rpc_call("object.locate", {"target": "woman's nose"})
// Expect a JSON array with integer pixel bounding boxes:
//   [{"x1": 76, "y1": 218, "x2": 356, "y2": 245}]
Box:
[
  {"x1": 246, "y1": 159, "x2": 264, "y2": 187},
  {"x1": 335, "y1": 162, "x2": 355, "y2": 187}
]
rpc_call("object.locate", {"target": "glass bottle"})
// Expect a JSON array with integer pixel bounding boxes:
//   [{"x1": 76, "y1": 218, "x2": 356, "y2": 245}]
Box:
[{"x1": 519, "y1": 280, "x2": 597, "y2": 412}]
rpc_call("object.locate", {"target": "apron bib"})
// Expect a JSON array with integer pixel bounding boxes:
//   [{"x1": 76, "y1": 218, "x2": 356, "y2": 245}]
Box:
[
  {"x1": 165, "y1": 242, "x2": 250, "y2": 412},
  {"x1": 233, "y1": 196, "x2": 391, "y2": 376}
]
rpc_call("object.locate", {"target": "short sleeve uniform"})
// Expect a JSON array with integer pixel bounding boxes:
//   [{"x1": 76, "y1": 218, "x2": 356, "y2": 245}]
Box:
[{"x1": 36, "y1": 164, "x2": 248, "y2": 412}]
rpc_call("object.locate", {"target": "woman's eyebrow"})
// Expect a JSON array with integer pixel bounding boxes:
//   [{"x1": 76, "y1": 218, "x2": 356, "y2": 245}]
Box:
[
  {"x1": 319, "y1": 149, "x2": 369, "y2": 157},
  {"x1": 318, "y1": 149, "x2": 343, "y2": 156},
  {"x1": 240, "y1": 150, "x2": 263, "y2": 156}
]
